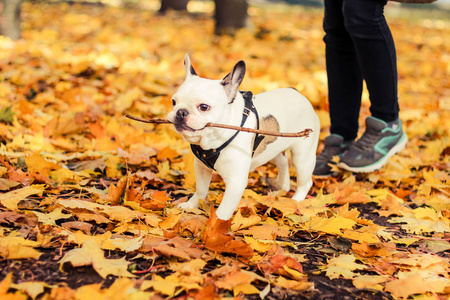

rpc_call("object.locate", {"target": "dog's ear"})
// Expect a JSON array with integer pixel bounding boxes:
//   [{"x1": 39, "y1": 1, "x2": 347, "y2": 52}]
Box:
[
  {"x1": 221, "y1": 60, "x2": 246, "y2": 104},
  {"x1": 184, "y1": 54, "x2": 197, "y2": 80}
]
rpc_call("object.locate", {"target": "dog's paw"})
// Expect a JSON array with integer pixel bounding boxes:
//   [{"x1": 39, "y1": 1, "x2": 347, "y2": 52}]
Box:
[{"x1": 177, "y1": 202, "x2": 196, "y2": 210}]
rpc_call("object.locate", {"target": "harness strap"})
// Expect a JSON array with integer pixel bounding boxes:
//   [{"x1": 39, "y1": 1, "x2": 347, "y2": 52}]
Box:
[{"x1": 191, "y1": 91, "x2": 264, "y2": 170}]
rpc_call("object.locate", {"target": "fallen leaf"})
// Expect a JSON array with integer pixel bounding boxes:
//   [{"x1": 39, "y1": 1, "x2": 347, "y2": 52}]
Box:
[
  {"x1": 0, "y1": 184, "x2": 46, "y2": 210},
  {"x1": 325, "y1": 254, "x2": 367, "y2": 279},
  {"x1": 303, "y1": 216, "x2": 356, "y2": 235},
  {"x1": 60, "y1": 239, "x2": 134, "y2": 278},
  {"x1": 0, "y1": 178, "x2": 20, "y2": 191},
  {"x1": 32, "y1": 208, "x2": 72, "y2": 226},
  {"x1": 272, "y1": 276, "x2": 312, "y2": 291},
  {"x1": 384, "y1": 273, "x2": 447, "y2": 298},
  {"x1": 352, "y1": 275, "x2": 388, "y2": 289},
  {"x1": 202, "y1": 208, "x2": 253, "y2": 258},
  {"x1": 0, "y1": 236, "x2": 41, "y2": 259},
  {"x1": 259, "y1": 254, "x2": 303, "y2": 278},
  {"x1": 11, "y1": 282, "x2": 49, "y2": 300}
]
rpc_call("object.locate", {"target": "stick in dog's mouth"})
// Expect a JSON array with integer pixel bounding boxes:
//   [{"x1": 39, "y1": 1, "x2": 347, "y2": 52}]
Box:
[{"x1": 125, "y1": 114, "x2": 312, "y2": 138}]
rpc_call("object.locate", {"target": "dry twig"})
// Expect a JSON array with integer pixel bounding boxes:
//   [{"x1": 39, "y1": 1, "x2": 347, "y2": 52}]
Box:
[{"x1": 125, "y1": 114, "x2": 312, "y2": 138}]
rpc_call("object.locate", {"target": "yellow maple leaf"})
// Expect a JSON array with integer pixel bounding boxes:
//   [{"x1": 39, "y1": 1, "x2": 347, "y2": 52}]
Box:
[
  {"x1": 272, "y1": 276, "x2": 313, "y2": 291},
  {"x1": 233, "y1": 283, "x2": 260, "y2": 296},
  {"x1": 182, "y1": 154, "x2": 196, "y2": 189},
  {"x1": 413, "y1": 206, "x2": 442, "y2": 221},
  {"x1": 352, "y1": 275, "x2": 388, "y2": 290},
  {"x1": 141, "y1": 275, "x2": 200, "y2": 296},
  {"x1": 0, "y1": 184, "x2": 46, "y2": 210},
  {"x1": 32, "y1": 208, "x2": 72, "y2": 226},
  {"x1": 60, "y1": 239, "x2": 134, "y2": 278},
  {"x1": 385, "y1": 273, "x2": 447, "y2": 298},
  {"x1": 325, "y1": 254, "x2": 367, "y2": 279},
  {"x1": 230, "y1": 210, "x2": 262, "y2": 232},
  {"x1": 0, "y1": 236, "x2": 41, "y2": 260},
  {"x1": 114, "y1": 87, "x2": 142, "y2": 111},
  {"x1": 341, "y1": 229, "x2": 380, "y2": 244},
  {"x1": 303, "y1": 215, "x2": 356, "y2": 235},
  {"x1": 376, "y1": 194, "x2": 411, "y2": 217},
  {"x1": 351, "y1": 242, "x2": 396, "y2": 258},
  {"x1": 243, "y1": 236, "x2": 275, "y2": 253},
  {"x1": 169, "y1": 258, "x2": 207, "y2": 276},
  {"x1": 74, "y1": 284, "x2": 104, "y2": 300},
  {"x1": 159, "y1": 213, "x2": 181, "y2": 230},
  {"x1": 105, "y1": 156, "x2": 124, "y2": 178},
  {"x1": 0, "y1": 273, "x2": 13, "y2": 295},
  {"x1": 0, "y1": 273, "x2": 28, "y2": 299},
  {"x1": 101, "y1": 236, "x2": 144, "y2": 252},
  {"x1": 67, "y1": 231, "x2": 113, "y2": 246},
  {"x1": 389, "y1": 212, "x2": 450, "y2": 234},
  {"x1": 11, "y1": 282, "x2": 50, "y2": 300},
  {"x1": 49, "y1": 168, "x2": 79, "y2": 183},
  {"x1": 25, "y1": 152, "x2": 60, "y2": 177}
]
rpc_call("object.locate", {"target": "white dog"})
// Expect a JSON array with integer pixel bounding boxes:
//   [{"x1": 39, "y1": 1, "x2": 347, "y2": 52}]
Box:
[{"x1": 168, "y1": 55, "x2": 320, "y2": 220}]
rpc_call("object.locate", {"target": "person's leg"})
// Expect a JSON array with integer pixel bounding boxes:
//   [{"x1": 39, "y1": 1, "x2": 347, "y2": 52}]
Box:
[
  {"x1": 323, "y1": 0, "x2": 363, "y2": 141},
  {"x1": 338, "y1": 0, "x2": 407, "y2": 173},
  {"x1": 314, "y1": 0, "x2": 359, "y2": 177},
  {"x1": 342, "y1": 0, "x2": 399, "y2": 122}
]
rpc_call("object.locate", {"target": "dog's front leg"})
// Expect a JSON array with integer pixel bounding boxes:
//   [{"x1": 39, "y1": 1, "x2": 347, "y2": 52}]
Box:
[
  {"x1": 178, "y1": 158, "x2": 213, "y2": 210},
  {"x1": 215, "y1": 160, "x2": 251, "y2": 220}
]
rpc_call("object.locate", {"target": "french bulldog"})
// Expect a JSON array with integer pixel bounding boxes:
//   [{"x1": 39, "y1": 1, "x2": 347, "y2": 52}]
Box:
[{"x1": 167, "y1": 54, "x2": 320, "y2": 220}]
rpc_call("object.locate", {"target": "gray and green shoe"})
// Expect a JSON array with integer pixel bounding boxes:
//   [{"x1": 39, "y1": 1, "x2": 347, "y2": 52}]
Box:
[
  {"x1": 338, "y1": 116, "x2": 407, "y2": 173},
  {"x1": 313, "y1": 134, "x2": 354, "y2": 177}
]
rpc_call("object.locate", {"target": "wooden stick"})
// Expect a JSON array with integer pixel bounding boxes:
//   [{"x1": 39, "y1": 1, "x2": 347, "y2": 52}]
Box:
[
  {"x1": 126, "y1": 115, "x2": 172, "y2": 124},
  {"x1": 125, "y1": 114, "x2": 312, "y2": 138}
]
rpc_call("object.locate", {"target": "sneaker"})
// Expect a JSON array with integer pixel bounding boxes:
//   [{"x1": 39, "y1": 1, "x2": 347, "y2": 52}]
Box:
[
  {"x1": 338, "y1": 116, "x2": 408, "y2": 173},
  {"x1": 313, "y1": 134, "x2": 354, "y2": 177}
]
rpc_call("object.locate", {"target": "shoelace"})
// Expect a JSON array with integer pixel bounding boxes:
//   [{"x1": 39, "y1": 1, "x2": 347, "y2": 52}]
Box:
[
  {"x1": 352, "y1": 129, "x2": 380, "y2": 152},
  {"x1": 316, "y1": 145, "x2": 345, "y2": 163}
]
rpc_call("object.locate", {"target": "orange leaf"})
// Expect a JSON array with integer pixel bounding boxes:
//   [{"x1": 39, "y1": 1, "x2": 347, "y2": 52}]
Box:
[
  {"x1": 157, "y1": 147, "x2": 180, "y2": 162},
  {"x1": 203, "y1": 208, "x2": 233, "y2": 248},
  {"x1": 335, "y1": 186, "x2": 372, "y2": 205},
  {"x1": 202, "y1": 208, "x2": 253, "y2": 258},
  {"x1": 107, "y1": 176, "x2": 127, "y2": 205},
  {"x1": 259, "y1": 254, "x2": 303, "y2": 277},
  {"x1": 351, "y1": 242, "x2": 396, "y2": 258},
  {"x1": 25, "y1": 152, "x2": 60, "y2": 178},
  {"x1": 87, "y1": 121, "x2": 106, "y2": 139},
  {"x1": 194, "y1": 284, "x2": 219, "y2": 300},
  {"x1": 124, "y1": 175, "x2": 144, "y2": 203},
  {"x1": 139, "y1": 190, "x2": 171, "y2": 211}
]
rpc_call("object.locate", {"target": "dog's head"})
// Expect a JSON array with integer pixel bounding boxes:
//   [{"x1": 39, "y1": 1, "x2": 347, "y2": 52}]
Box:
[{"x1": 167, "y1": 54, "x2": 246, "y2": 144}]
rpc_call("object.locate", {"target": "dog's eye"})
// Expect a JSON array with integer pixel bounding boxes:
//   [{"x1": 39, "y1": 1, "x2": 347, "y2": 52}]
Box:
[
  {"x1": 198, "y1": 104, "x2": 210, "y2": 112},
  {"x1": 172, "y1": 99, "x2": 176, "y2": 107}
]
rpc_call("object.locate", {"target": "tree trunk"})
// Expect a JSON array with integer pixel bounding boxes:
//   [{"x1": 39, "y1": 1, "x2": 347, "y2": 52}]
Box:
[
  {"x1": 159, "y1": 0, "x2": 189, "y2": 14},
  {"x1": 0, "y1": 0, "x2": 23, "y2": 40},
  {"x1": 214, "y1": 0, "x2": 249, "y2": 36}
]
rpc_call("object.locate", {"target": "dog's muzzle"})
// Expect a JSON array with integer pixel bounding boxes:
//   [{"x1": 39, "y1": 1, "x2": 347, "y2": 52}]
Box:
[{"x1": 174, "y1": 109, "x2": 194, "y2": 132}]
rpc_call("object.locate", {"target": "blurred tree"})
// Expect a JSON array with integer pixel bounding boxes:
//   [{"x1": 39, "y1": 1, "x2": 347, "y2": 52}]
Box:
[
  {"x1": 158, "y1": 0, "x2": 249, "y2": 35},
  {"x1": 214, "y1": 0, "x2": 249, "y2": 35},
  {"x1": 0, "y1": 0, "x2": 23, "y2": 40},
  {"x1": 0, "y1": 0, "x2": 251, "y2": 40},
  {"x1": 159, "y1": 0, "x2": 189, "y2": 14}
]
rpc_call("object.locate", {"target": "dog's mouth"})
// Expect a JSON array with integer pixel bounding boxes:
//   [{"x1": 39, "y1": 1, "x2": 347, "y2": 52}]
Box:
[
  {"x1": 174, "y1": 121, "x2": 206, "y2": 133},
  {"x1": 174, "y1": 122, "x2": 195, "y2": 132}
]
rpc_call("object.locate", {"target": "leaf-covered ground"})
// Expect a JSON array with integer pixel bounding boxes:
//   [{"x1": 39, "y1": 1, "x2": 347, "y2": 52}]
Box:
[{"x1": 0, "y1": 1, "x2": 449, "y2": 299}]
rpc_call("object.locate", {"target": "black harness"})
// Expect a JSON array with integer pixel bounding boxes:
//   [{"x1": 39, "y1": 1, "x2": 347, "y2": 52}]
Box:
[{"x1": 190, "y1": 91, "x2": 265, "y2": 170}]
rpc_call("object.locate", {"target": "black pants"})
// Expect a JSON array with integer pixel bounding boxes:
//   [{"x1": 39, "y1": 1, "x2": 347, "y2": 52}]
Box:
[{"x1": 324, "y1": 0, "x2": 399, "y2": 141}]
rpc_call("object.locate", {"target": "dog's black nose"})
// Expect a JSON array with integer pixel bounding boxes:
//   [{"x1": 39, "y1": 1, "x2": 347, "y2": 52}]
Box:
[{"x1": 176, "y1": 109, "x2": 189, "y2": 119}]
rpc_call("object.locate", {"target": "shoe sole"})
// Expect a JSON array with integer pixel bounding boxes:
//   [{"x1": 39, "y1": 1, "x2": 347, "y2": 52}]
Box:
[
  {"x1": 313, "y1": 169, "x2": 343, "y2": 178},
  {"x1": 337, "y1": 132, "x2": 408, "y2": 173}
]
